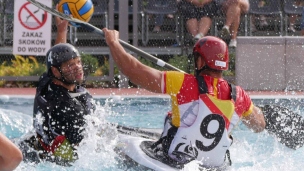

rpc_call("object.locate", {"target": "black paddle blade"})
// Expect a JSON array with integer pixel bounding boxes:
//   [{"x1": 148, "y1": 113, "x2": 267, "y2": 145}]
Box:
[{"x1": 263, "y1": 105, "x2": 304, "y2": 149}]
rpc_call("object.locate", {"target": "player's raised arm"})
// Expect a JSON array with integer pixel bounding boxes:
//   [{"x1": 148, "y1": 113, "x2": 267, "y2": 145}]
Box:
[
  {"x1": 54, "y1": 4, "x2": 69, "y2": 44},
  {"x1": 103, "y1": 28, "x2": 163, "y2": 93}
]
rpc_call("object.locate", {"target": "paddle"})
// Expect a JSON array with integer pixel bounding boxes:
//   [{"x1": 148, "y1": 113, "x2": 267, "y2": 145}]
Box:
[
  {"x1": 116, "y1": 125, "x2": 161, "y2": 140},
  {"x1": 26, "y1": 0, "x2": 304, "y2": 150},
  {"x1": 262, "y1": 105, "x2": 304, "y2": 149}
]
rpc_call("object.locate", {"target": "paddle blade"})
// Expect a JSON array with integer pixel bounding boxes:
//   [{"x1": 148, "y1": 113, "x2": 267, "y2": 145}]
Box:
[{"x1": 263, "y1": 105, "x2": 304, "y2": 149}]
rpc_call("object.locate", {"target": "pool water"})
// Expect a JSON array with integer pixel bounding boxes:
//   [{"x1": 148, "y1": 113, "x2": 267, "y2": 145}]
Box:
[{"x1": 1, "y1": 96, "x2": 304, "y2": 171}]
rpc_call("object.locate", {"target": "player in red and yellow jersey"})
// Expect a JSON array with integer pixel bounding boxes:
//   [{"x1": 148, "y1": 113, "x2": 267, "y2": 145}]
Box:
[{"x1": 103, "y1": 28, "x2": 265, "y2": 169}]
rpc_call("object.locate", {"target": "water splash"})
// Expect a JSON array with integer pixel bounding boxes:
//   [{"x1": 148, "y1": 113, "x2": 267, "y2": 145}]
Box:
[
  {"x1": 0, "y1": 109, "x2": 32, "y2": 138},
  {"x1": 1, "y1": 97, "x2": 304, "y2": 170}
]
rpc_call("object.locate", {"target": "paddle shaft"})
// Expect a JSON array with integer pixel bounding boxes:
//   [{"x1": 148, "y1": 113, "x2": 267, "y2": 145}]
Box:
[
  {"x1": 80, "y1": 24, "x2": 184, "y2": 72},
  {"x1": 116, "y1": 125, "x2": 161, "y2": 140}
]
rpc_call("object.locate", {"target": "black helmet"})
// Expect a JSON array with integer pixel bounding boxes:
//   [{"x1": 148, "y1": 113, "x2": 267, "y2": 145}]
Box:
[{"x1": 46, "y1": 43, "x2": 81, "y2": 73}]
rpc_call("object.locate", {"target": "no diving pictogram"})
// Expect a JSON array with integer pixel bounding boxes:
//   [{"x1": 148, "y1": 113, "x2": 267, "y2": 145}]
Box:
[{"x1": 18, "y1": 2, "x2": 48, "y2": 30}]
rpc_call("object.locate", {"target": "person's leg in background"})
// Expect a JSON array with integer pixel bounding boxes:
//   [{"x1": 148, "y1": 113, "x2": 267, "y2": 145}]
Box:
[
  {"x1": 221, "y1": 0, "x2": 249, "y2": 47},
  {"x1": 187, "y1": 1, "x2": 217, "y2": 43},
  {"x1": 288, "y1": 14, "x2": 297, "y2": 33},
  {"x1": 178, "y1": 1, "x2": 201, "y2": 42},
  {"x1": 194, "y1": 17, "x2": 212, "y2": 41},
  {"x1": 178, "y1": 0, "x2": 216, "y2": 43},
  {"x1": 185, "y1": 17, "x2": 199, "y2": 37},
  {"x1": 194, "y1": 1, "x2": 219, "y2": 42}
]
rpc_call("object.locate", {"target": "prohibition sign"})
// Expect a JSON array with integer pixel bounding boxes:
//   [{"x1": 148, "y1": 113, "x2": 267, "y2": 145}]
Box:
[{"x1": 18, "y1": 2, "x2": 48, "y2": 30}]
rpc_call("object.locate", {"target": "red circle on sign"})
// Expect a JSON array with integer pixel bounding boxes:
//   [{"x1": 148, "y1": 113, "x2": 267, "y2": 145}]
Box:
[{"x1": 18, "y1": 2, "x2": 48, "y2": 30}]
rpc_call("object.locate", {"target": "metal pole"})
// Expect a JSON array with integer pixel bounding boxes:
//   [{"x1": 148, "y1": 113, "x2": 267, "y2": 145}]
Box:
[
  {"x1": 108, "y1": 0, "x2": 115, "y2": 83},
  {"x1": 118, "y1": 0, "x2": 129, "y2": 88}
]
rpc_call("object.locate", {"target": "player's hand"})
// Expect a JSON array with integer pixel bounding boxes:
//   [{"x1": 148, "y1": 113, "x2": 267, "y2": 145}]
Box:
[
  {"x1": 102, "y1": 28, "x2": 119, "y2": 46},
  {"x1": 55, "y1": 4, "x2": 69, "y2": 33}
]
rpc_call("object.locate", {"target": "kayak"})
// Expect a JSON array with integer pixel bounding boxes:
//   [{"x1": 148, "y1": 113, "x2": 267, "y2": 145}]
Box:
[
  {"x1": 116, "y1": 129, "x2": 229, "y2": 171},
  {"x1": 118, "y1": 134, "x2": 183, "y2": 171},
  {"x1": 118, "y1": 134, "x2": 207, "y2": 171}
]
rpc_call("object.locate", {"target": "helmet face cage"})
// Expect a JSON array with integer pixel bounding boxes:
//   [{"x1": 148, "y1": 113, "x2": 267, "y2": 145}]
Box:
[
  {"x1": 193, "y1": 36, "x2": 229, "y2": 71},
  {"x1": 60, "y1": 58, "x2": 84, "y2": 78},
  {"x1": 45, "y1": 43, "x2": 83, "y2": 85},
  {"x1": 61, "y1": 60, "x2": 85, "y2": 85}
]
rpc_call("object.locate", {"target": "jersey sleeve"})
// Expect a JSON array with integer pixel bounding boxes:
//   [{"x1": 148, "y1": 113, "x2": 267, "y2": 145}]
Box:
[
  {"x1": 162, "y1": 71, "x2": 186, "y2": 95},
  {"x1": 235, "y1": 86, "x2": 253, "y2": 117}
]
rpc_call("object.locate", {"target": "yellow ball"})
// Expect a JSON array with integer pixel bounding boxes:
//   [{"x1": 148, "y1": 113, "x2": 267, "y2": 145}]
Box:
[{"x1": 58, "y1": 0, "x2": 94, "y2": 27}]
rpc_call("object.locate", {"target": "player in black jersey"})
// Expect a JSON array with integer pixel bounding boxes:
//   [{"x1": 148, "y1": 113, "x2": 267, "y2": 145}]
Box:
[
  {"x1": 32, "y1": 43, "x2": 95, "y2": 164},
  {"x1": 20, "y1": 16, "x2": 95, "y2": 166}
]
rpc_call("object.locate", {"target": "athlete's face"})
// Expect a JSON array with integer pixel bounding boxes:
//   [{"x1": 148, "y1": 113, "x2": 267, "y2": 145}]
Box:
[{"x1": 60, "y1": 57, "x2": 84, "y2": 84}]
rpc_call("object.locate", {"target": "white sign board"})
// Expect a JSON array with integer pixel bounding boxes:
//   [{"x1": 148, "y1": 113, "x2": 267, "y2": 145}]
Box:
[{"x1": 13, "y1": 0, "x2": 52, "y2": 55}]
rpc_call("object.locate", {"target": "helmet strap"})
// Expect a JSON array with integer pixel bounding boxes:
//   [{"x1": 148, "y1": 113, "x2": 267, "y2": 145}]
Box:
[
  {"x1": 195, "y1": 65, "x2": 209, "y2": 76},
  {"x1": 52, "y1": 66, "x2": 76, "y2": 85},
  {"x1": 194, "y1": 58, "x2": 209, "y2": 76},
  {"x1": 195, "y1": 65, "x2": 223, "y2": 76}
]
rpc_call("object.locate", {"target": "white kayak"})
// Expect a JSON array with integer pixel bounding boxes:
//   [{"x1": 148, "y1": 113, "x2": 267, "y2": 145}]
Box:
[{"x1": 117, "y1": 131, "x2": 209, "y2": 171}]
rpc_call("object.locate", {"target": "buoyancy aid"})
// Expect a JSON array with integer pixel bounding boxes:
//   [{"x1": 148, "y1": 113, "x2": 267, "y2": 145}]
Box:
[
  {"x1": 33, "y1": 73, "x2": 95, "y2": 162},
  {"x1": 158, "y1": 75, "x2": 237, "y2": 167}
]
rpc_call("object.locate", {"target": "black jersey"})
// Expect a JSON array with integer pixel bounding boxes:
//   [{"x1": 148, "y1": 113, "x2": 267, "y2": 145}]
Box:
[{"x1": 33, "y1": 73, "x2": 95, "y2": 146}]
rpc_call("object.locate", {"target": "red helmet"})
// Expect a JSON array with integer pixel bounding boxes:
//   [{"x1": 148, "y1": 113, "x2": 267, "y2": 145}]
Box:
[{"x1": 193, "y1": 36, "x2": 229, "y2": 71}]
